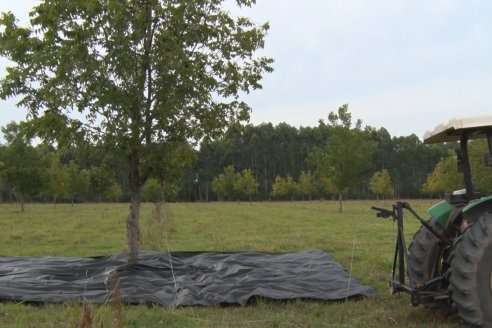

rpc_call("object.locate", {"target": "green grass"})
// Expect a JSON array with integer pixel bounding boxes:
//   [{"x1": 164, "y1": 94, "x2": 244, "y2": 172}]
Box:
[{"x1": 0, "y1": 200, "x2": 464, "y2": 327}]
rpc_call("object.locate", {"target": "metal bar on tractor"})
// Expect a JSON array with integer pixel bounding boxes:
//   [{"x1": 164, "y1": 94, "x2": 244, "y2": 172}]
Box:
[
  {"x1": 396, "y1": 203, "x2": 406, "y2": 285},
  {"x1": 460, "y1": 134, "x2": 474, "y2": 199},
  {"x1": 392, "y1": 231, "x2": 399, "y2": 284},
  {"x1": 487, "y1": 131, "x2": 492, "y2": 155},
  {"x1": 404, "y1": 204, "x2": 444, "y2": 241},
  {"x1": 486, "y1": 131, "x2": 492, "y2": 167}
]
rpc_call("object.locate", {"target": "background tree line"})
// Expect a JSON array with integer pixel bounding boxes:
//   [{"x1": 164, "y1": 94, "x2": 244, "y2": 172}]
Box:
[
  {"x1": 183, "y1": 105, "x2": 456, "y2": 203},
  {"x1": 4, "y1": 104, "x2": 484, "y2": 208}
]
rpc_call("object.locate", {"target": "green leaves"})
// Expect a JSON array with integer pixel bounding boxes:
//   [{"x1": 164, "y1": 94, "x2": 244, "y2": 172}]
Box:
[
  {"x1": 0, "y1": 122, "x2": 46, "y2": 210},
  {"x1": 212, "y1": 165, "x2": 238, "y2": 200},
  {"x1": 422, "y1": 140, "x2": 492, "y2": 195},
  {"x1": 309, "y1": 105, "x2": 375, "y2": 210},
  {"x1": 298, "y1": 170, "x2": 316, "y2": 200},
  {"x1": 271, "y1": 175, "x2": 298, "y2": 201},
  {"x1": 311, "y1": 105, "x2": 374, "y2": 194},
  {"x1": 211, "y1": 165, "x2": 258, "y2": 201},
  {"x1": 1, "y1": 0, "x2": 272, "y2": 260},
  {"x1": 1, "y1": 0, "x2": 272, "y2": 188},
  {"x1": 1, "y1": 0, "x2": 272, "y2": 146},
  {"x1": 235, "y1": 168, "x2": 257, "y2": 199},
  {"x1": 369, "y1": 169, "x2": 393, "y2": 199},
  {"x1": 421, "y1": 152, "x2": 461, "y2": 195}
]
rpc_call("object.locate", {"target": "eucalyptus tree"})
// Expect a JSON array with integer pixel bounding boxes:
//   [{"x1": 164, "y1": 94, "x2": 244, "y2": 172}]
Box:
[{"x1": 0, "y1": 0, "x2": 272, "y2": 262}]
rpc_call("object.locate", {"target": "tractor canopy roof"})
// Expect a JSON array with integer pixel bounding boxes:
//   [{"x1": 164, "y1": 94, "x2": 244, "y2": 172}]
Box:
[{"x1": 423, "y1": 115, "x2": 492, "y2": 144}]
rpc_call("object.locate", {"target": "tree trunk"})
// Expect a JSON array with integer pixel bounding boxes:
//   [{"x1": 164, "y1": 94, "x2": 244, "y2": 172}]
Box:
[
  {"x1": 127, "y1": 192, "x2": 140, "y2": 264},
  {"x1": 338, "y1": 193, "x2": 343, "y2": 212},
  {"x1": 127, "y1": 149, "x2": 141, "y2": 264},
  {"x1": 264, "y1": 161, "x2": 267, "y2": 195},
  {"x1": 160, "y1": 180, "x2": 166, "y2": 203}
]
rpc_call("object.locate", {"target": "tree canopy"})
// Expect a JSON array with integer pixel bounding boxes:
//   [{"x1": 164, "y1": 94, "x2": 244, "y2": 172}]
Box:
[
  {"x1": 369, "y1": 169, "x2": 392, "y2": 199},
  {"x1": 235, "y1": 168, "x2": 257, "y2": 203},
  {"x1": 212, "y1": 165, "x2": 237, "y2": 201},
  {"x1": 271, "y1": 175, "x2": 298, "y2": 201},
  {"x1": 308, "y1": 104, "x2": 375, "y2": 211},
  {"x1": 3, "y1": 111, "x2": 492, "y2": 207},
  {"x1": 0, "y1": 122, "x2": 45, "y2": 211},
  {"x1": 0, "y1": 0, "x2": 273, "y2": 262}
]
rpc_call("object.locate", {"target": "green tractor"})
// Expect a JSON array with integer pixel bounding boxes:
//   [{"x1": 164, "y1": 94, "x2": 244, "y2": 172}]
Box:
[{"x1": 372, "y1": 116, "x2": 492, "y2": 327}]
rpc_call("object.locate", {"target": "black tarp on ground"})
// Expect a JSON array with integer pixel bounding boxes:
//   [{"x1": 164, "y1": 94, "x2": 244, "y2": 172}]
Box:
[{"x1": 0, "y1": 249, "x2": 374, "y2": 306}]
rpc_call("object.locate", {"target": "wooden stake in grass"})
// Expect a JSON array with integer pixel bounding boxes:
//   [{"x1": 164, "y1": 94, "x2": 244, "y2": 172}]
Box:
[
  {"x1": 107, "y1": 271, "x2": 124, "y2": 328},
  {"x1": 79, "y1": 298, "x2": 93, "y2": 328}
]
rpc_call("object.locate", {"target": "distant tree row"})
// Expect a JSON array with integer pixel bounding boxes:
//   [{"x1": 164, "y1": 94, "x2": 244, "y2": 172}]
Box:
[
  {"x1": 0, "y1": 122, "x2": 192, "y2": 211},
  {"x1": 211, "y1": 166, "x2": 257, "y2": 202},
  {"x1": 4, "y1": 105, "x2": 492, "y2": 208},
  {"x1": 182, "y1": 104, "x2": 454, "y2": 204}
]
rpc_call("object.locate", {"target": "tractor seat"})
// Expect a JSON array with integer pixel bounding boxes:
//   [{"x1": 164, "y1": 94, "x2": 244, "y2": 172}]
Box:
[{"x1": 447, "y1": 189, "x2": 481, "y2": 205}]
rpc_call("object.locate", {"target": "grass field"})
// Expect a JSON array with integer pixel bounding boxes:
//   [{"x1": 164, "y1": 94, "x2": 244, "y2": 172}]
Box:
[{"x1": 0, "y1": 200, "x2": 465, "y2": 327}]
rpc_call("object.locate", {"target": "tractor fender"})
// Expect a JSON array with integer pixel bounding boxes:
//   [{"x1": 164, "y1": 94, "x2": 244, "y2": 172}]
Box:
[
  {"x1": 463, "y1": 195, "x2": 492, "y2": 222},
  {"x1": 428, "y1": 200, "x2": 454, "y2": 227}
]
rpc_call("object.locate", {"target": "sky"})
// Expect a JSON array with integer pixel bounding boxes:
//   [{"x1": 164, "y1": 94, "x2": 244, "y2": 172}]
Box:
[{"x1": 1, "y1": 0, "x2": 492, "y2": 140}]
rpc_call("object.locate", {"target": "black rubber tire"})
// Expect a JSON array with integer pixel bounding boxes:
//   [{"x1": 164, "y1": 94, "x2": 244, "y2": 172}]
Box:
[
  {"x1": 408, "y1": 219, "x2": 446, "y2": 286},
  {"x1": 408, "y1": 219, "x2": 448, "y2": 307},
  {"x1": 449, "y1": 214, "x2": 492, "y2": 327}
]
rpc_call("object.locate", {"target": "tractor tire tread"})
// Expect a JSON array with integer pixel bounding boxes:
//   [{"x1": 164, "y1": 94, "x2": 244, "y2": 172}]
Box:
[{"x1": 449, "y1": 214, "x2": 492, "y2": 327}]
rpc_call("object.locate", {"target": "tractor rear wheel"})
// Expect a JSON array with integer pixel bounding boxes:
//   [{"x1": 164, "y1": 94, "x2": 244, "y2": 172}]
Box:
[
  {"x1": 408, "y1": 219, "x2": 448, "y2": 307},
  {"x1": 449, "y1": 214, "x2": 492, "y2": 327}
]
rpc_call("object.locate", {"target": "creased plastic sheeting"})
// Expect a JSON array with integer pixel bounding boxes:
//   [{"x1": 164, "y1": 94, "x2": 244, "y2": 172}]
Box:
[{"x1": 0, "y1": 249, "x2": 375, "y2": 306}]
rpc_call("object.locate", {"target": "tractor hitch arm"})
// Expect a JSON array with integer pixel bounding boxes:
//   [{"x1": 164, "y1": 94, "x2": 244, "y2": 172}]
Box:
[
  {"x1": 370, "y1": 201, "x2": 451, "y2": 307},
  {"x1": 371, "y1": 206, "x2": 395, "y2": 219}
]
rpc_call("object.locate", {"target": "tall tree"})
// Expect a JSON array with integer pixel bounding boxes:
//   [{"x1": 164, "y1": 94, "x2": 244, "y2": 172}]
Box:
[
  {"x1": 309, "y1": 104, "x2": 374, "y2": 212},
  {"x1": 0, "y1": 0, "x2": 273, "y2": 262}
]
